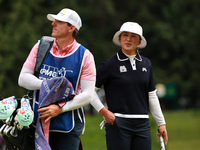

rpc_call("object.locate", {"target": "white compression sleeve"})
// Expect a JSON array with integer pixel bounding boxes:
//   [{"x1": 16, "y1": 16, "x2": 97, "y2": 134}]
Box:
[
  {"x1": 18, "y1": 66, "x2": 43, "y2": 90},
  {"x1": 149, "y1": 90, "x2": 166, "y2": 126},
  {"x1": 62, "y1": 80, "x2": 95, "y2": 112},
  {"x1": 90, "y1": 87, "x2": 105, "y2": 112}
]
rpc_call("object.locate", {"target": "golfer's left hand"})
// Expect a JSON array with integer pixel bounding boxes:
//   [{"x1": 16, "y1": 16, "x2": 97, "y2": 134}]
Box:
[
  {"x1": 38, "y1": 104, "x2": 63, "y2": 122},
  {"x1": 157, "y1": 124, "x2": 168, "y2": 145}
]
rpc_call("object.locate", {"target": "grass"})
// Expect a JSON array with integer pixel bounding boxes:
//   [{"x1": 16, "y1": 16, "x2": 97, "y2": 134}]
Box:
[
  {"x1": 81, "y1": 109, "x2": 200, "y2": 150},
  {"x1": 163, "y1": 109, "x2": 200, "y2": 150},
  {"x1": 81, "y1": 114, "x2": 106, "y2": 150}
]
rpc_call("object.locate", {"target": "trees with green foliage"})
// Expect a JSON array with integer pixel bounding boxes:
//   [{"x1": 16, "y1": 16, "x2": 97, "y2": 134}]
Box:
[{"x1": 0, "y1": 0, "x2": 199, "y2": 108}]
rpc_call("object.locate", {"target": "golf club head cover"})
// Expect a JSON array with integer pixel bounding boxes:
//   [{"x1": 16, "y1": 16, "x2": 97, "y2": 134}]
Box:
[
  {"x1": 0, "y1": 96, "x2": 18, "y2": 120},
  {"x1": 17, "y1": 98, "x2": 34, "y2": 126}
]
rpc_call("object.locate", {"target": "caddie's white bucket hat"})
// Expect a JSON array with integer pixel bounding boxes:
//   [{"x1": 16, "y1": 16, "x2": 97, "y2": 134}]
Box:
[
  {"x1": 113, "y1": 22, "x2": 147, "y2": 49},
  {"x1": 47, "y1": 8, "x2": 82, "y2": 30}
]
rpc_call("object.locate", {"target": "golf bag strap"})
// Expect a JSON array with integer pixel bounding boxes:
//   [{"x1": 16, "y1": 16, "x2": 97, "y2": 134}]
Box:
[
  {"x1": 27, "y1": 36, "x2": 55, "y2": 97},
  {"x1": 34, "y1": 36, "x2": 55, "y2": 77}
]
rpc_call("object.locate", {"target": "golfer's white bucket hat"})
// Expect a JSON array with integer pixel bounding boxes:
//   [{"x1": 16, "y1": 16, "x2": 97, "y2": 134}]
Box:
[
  {"x1": 113, "y1": 22, "x2": 147, "y2": 49},
  {"x1": 47, "y1": 8, "x2": 82, "y2": 30}
]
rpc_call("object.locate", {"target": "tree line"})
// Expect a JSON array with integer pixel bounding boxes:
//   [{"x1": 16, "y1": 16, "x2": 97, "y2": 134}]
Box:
[{"x1": 0, "y1": 0, "x2": 199, "y2": 108}]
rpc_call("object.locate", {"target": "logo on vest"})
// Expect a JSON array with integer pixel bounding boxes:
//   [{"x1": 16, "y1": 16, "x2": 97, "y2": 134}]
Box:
[{"x1": 40, "y1": 65, "x2": 73, "y2": 78}]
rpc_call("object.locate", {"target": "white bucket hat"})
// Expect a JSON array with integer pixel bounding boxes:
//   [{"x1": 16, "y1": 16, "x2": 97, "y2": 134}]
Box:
[
  {"x1": 113, "y1": 22, "x2": 147, "y2": 49},
  {"x1": 47, "y1": 8, "x2": 82, "y2": 30}
]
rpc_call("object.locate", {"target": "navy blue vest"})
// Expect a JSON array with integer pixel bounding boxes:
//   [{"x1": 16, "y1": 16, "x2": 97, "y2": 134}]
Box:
[{"x1": 34, "y1": 44, "x2": 86, "y2": 132}]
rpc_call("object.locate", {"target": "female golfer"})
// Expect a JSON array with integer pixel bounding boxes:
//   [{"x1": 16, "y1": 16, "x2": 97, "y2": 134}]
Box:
[{"x1": 91, "y1": 22, "x2": 168, "y2": 150}]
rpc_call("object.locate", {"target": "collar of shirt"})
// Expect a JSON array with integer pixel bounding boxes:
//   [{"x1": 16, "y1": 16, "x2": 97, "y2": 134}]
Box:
[
  {"x1": 124, "y1": 53, "x2": 136, "y2": 59},
  {"x1": 117, "y1": 50, "x2": 142, "y2": 62},
  {"x1": 123, "y1": 53, "x2": 137, "y2": 70},
  {"x1": 52, "y1": 39, "x2": 77, "y2": 56}
]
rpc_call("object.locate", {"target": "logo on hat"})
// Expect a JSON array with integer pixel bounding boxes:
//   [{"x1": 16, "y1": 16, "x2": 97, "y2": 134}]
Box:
[{"x1": 61, "y1": 9, "x2": 67, "y2": 14}]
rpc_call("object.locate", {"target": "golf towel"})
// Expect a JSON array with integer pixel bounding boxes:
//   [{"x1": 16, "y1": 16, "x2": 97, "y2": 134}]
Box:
[{"x1": 35, "y1": 76, "x2": 75, "y2": 150}]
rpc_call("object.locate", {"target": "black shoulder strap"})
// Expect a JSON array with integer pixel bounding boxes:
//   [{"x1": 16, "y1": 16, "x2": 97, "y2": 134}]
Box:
[
  {"x1": 27, "y1": 36, "x2": 54, "y2": 97},
  {"x1": 34, "y1": 36, "x2": 55, "y2": 77}
]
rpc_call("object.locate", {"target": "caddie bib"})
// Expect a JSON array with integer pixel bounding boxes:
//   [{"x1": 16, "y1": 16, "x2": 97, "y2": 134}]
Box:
[{"x1": 34, "y1": 44, "x2": 86, "y2": 132}]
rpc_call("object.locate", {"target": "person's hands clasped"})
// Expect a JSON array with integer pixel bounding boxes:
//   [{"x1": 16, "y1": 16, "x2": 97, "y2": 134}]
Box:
[
  {"x1": 38, "y1": 104, "x2": 63, "y2": 122},
  {"x1": 157, "y1": 124, "x2": 168, "y2": 145}
]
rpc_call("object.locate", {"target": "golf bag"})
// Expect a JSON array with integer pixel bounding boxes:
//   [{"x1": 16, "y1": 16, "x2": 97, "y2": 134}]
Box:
[{"x1": 1, "y1": 36, "x2": 54, "y2": 150}]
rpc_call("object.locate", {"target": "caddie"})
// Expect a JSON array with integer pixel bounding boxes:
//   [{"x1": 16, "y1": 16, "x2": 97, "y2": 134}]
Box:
[{"x1": 18, "y1": 8, "x2": 96, "y2": 150}]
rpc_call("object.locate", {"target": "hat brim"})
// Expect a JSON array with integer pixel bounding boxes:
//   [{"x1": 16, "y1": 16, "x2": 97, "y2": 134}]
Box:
[
  {"x1": 47, "y1": 14, "x2": 67, "y2": 23},
  {"x1": 112, "y1": 31, "x2": 147, "y2": 49}
]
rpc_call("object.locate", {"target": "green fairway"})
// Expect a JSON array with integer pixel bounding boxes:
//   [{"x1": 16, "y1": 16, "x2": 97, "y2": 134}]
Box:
[
  {"x1": 81, "y1": 109, "x2": 200, "y2": 150},
  {"x1": 163, "y1": 109, "x2": 200, "y2": 150}
]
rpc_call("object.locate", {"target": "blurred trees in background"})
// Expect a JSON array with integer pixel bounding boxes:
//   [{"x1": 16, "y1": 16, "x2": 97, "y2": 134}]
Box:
[{"x1": 0, "y1": 0, "x2": 199, "y2": 108}]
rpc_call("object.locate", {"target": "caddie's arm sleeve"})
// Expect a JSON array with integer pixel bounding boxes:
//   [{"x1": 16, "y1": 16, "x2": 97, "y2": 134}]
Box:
[
  {"x1": 149, "y1": 90, "x2": 166, "y2": 126},
  {"x1": 18, "y1": 66, "x2": 43, "y2": 90},
  {"x1": 62, "y1": 80, "x2": 95, "y2": 112}
]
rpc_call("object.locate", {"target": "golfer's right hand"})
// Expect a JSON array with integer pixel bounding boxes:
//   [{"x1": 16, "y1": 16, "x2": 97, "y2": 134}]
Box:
[{"x1": 100, "y1": 107, "x2": 115, "y2": 125}]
